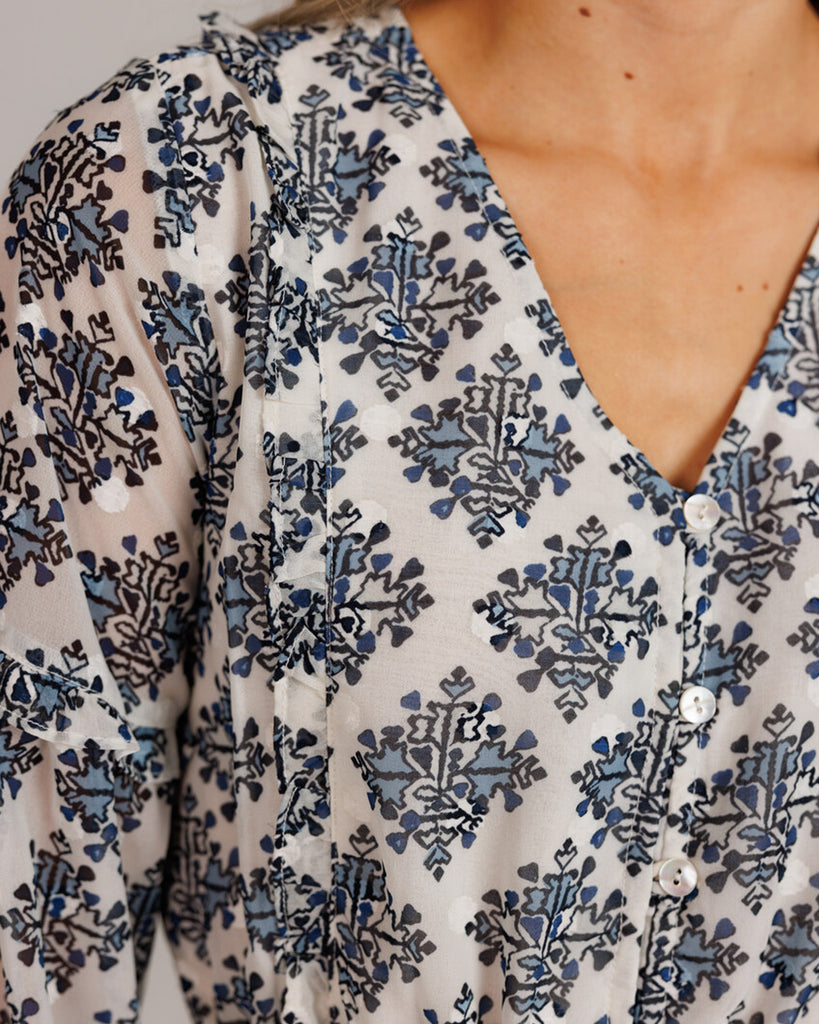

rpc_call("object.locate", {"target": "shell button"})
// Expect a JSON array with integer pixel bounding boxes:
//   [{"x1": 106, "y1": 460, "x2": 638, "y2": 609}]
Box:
[
  {"x1": 656, "y1": 858, "x2": 698, "y2": 897},
  {"x1": 683, "y1": 494, "x2": 720, "y2": 533},
  {"x1": 679, "y1": 685, "x2": 717, "y2": 725}
]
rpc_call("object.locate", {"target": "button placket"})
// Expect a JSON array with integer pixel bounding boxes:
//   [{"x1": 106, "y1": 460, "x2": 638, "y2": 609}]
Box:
[
  {"x1": 677, "y1": 492, "x2": 721, "y2": 733},
  {"x1": 644, "y1": 494, "x2": 719, "y2": 986}
]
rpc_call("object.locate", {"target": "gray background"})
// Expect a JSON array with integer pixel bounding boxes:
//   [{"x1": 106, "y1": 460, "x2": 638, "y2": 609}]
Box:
[{"x1": 0, "y1": 0, "x2": 284, "y2": 1019}]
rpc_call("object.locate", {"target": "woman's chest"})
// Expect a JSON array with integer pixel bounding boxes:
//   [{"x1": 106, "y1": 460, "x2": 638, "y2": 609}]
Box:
[{"x1": 472, "y1": 140, "x2": 819, "y2": 491}]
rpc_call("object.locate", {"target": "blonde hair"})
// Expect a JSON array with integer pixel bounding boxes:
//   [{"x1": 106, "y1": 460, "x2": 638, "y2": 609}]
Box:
[{"x1": 249, "y1": 0, "x2": 398, "y2": 30}]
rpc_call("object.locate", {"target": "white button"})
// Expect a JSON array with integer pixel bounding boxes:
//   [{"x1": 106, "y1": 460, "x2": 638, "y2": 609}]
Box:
[
  {"x1": 656, "y1": 858, "x2": 698, "y2": 897},
  {"x1": 683, "y1": 494, "x2": 720, "y2": 532},
  {"x1": 678, "y1": 685, "x2": 717, "y2": 725}
]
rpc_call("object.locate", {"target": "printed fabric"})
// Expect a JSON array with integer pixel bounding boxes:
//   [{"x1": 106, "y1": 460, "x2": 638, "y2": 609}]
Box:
[{"x1": 1, "y1": 7, "x2": 819, "y2": 1023}]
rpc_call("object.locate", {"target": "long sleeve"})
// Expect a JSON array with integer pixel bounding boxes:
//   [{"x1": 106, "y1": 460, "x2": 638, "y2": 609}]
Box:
[{"x1": 0, "y1": 42, "x2": 234, "y2": 1022}]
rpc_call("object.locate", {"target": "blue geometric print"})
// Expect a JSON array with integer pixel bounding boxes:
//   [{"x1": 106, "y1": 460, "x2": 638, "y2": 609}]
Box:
[{"x1": 1, "y1": 6, "x2": 819, "y2": 1023}]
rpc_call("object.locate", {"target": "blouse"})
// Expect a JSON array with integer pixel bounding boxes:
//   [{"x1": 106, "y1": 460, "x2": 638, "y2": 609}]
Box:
[{"x1": 1, "y1": 7, "x2": 819, "y2": 1024}]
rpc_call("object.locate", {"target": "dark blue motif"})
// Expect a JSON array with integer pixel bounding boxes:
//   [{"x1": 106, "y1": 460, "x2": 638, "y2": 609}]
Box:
[
  {"x1": 474, "y1": 516, "x2": 664, "y2": 719},
  {"x1": 353, "y1": 666, "x2": 546, "y2": 878},
  {"x1": 391, "y1": 345, "x2": 584, "y2": 546}
]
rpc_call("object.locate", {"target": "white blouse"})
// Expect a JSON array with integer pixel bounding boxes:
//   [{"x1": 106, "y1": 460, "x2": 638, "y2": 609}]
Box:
[{"x1": 1, "y1": 7, "x2": 819, "y2": 1023}]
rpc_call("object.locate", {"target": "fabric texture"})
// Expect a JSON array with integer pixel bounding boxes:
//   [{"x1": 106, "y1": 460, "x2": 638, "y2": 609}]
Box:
[{"x1": 1, "y1": 7, "x2": 819, "y2": 1022}]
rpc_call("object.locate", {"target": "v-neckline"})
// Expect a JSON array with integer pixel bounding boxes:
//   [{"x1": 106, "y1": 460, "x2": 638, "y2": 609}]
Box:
[{"x1": 386, "y1": 3, "x2": 819, "y2": 510}]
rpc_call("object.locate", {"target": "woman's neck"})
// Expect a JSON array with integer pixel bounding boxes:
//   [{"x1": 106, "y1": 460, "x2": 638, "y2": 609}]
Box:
[{"x1": 403, "y1": 0, "x2": 819, "y2": 177}]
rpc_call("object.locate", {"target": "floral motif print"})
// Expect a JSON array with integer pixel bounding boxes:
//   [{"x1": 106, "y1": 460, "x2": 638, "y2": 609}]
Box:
[
  {"x1": 390, "y1": 345, "x2": 584, "y2": 545},
  {"x1": 353, "y1": 666, "x2": 546, "y2": 878},
  {"x1": 329, "y1": 498, "x2": 435, "y2": 686},
  {"x1": 1, "y1": 7, "x2": 819, "y2": 1024},
  {"x1": 320, "y1": 207, "x2": 501, "y2": 401},
  {"x1": 467, "y1": 839, "x2": 636, "y2": 1019},
  {"x1": 473, "y1": 515, "x2": 664, "y2": 719}
]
